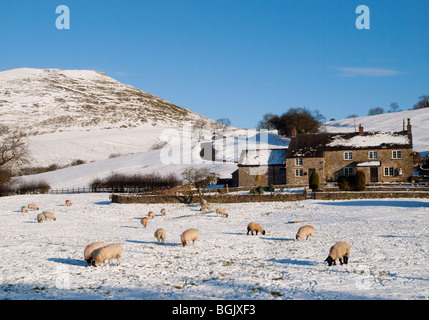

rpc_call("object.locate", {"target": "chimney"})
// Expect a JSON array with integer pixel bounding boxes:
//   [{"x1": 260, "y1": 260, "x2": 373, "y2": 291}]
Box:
[
  {"x1": 407, "y1": 118, "x2": 412, "y2": 133},
  {"x1": 358, "y1": 123, "x2": 364, "y2": 134},
  {"x1": 291, "y1": 128, "x2": 297, "y2": 137}
]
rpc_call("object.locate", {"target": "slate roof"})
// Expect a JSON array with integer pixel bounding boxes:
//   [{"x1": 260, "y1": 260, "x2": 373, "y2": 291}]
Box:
[{"x1": 286, "y1": 131, "x2": 412, "y2": 158}]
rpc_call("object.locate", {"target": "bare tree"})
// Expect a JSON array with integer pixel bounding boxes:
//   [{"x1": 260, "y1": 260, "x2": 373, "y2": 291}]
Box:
[
  {"x1": 192, "y1": 119, "x2": 209, "y2": 142},
  {"x1": 368, "y1": 107, "x2": 384, "y2": 116},
  {"x1": 0, "y1": 125, "x2": 29, "y2": 170},
  {"x1": 212, "y1": 118, "x2": 231, "y2": 137},
  {"x1": 181, "y1": 167, "x2": 218, "y2": 199},
  {"x1": 256, "y1": 113, "x2": 276, "y2": 130},
  {"x1": 389, "y1": 102, "x2": 400, "y2": 113}
]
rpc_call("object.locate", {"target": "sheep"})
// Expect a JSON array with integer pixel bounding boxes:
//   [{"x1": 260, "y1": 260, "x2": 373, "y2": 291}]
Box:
[
  {"x1": 200, "y1": 203, "x2": 212, "y2": 211},
  {"x1": 200, "y1": 199, "x2": 208, "y2": 206},
  {"x1": 83, "y1": 241, "x2": 106, "y2": 265},
  {"x1": 295, "y1": 225, "x2": 314, "y2": 241},
  {"x1": 160, "y1": 208, "x2": 167, "y2": 216},
  {"x1": 325, "y1": 241, "x2": 351, "y2": 266},
  {"x1": 91, "y1": 243, "x2": 123, "y2": 267},
  {"x1": 28, "y1": 204, "x2": 39, "y2": 211},
  {"x1": 148, "y1": 211, "x2": 155, "y2": 219},
  {"x1": 154, "y1": 228, "x2": 166, "y2": 245},
  {"x1": 21, "y1": 206, "x2": 29, "y2": 213},
  {"x1": 216, "y1": 208, "x2": 228, "y2": 218},
  {"x1": 141, "y1": 216, "x2": 148, "y2": 228},
  {"x1": 65, "y1": 200, "x2": 72, "y2": 207},
  {"x1": 247, "y1": 222, "x2": 265, "y2": 235},
  {"x1": 42, "y1": 211, "x2": 56, "y2": 221},
  {"x1": 37, "y1": 213, "x2": 45, "y2": 223},
  {"x1": 180, "y1": 228, "x2": 199, "y2": 247}
]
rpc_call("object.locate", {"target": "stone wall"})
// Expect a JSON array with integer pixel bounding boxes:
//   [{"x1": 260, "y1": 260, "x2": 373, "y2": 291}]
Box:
[{"x1": 285, "y1": 157, "x2": 324, "y2": 186}]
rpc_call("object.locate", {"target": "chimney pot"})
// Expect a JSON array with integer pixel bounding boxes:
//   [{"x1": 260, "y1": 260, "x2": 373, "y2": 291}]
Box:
[
  {"x1": 358, "y1": 123, "x2": 364, "y2": 134},
  {"x1": 407, "y1": 118, "x2": 412, "y2": 133}
]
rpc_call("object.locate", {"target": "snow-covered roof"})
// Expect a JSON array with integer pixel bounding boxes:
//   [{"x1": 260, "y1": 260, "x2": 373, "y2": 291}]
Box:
[
  {"x1": 327, "y1": 132, "x2": 410, "y2": 148},
  {"x1": 238, "y1": 149, "x2": 286, "y2": 166},
  {"x1": 287, "y1": 131, "x2": 412, "y2": 158}
]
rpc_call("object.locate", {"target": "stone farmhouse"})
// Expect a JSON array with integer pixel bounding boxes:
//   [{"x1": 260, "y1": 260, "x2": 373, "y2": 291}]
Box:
[{"x1": 235, "y1": 119, "x2": 413, "y2": 187}]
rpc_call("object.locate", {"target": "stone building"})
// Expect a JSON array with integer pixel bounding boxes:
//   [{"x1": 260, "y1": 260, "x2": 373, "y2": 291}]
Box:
[
  {"x1": 236, "y1": 149, "x2": 287, "y2": 186},
  {"x1": 286, "y1": 120, "x2": 414, "y2": 186}
]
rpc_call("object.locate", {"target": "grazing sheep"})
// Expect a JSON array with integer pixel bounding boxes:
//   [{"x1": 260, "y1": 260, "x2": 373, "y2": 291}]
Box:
[
  {"x1": 154, "y1": 228, "x2": 166, "y2": 245},
  {"x1": 21, "y1": 206, "x2": 29, "y2": 213},
  {"x1": 200, "y1": 199, "x2": 208, "y2": 206},
  {"x1": 295, "y1": 225, "x2": 314, "y2": 241},
  {"x1": 37, "y1": 213, "x2": 45, "y2": 223},
  {"x1": 325, "y1": 241, "x2": 351, "y2": 266},
  {"x1": 161, "y1": 208, "x2": 167, "y2": 216},
  {"x1": 28, "y1": 204, "x2": 39, "y2": 211},
  {"x1": 65, "y1": 200, "x2": 72, "y2": 207},
  {"x1": 84, "y1": 241, "x2": 106, "y2": 265},
  {"x1": 180, "y1": 228, "x2": 199, "y2": 247},
  {"x1": 141, "y1": 217, "x2": 148, "y2": 228},
  {"x1": 42, "y1": 211, "x2": 56, "y2": 221},
  {"x1": 148, "y1": 211, "x2": 155, "y2": 219},
  {"x1": 216, "y1": 208, "x2": 228, "y2": 218},
  {"x1": 91, "y1": 243, "x2": 123, "y2": 267},
  {"x1": 200, "y1": 203, "x2": 212, "y2": 211},
  {"x1": 247, "y1": 222, "x2": 265, "y2": 235}
]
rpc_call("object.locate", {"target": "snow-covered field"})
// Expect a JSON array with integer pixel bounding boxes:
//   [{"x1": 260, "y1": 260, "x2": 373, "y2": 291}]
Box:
[{"x1": 1, "y1": 193, "x2": 428, "y2": 300}]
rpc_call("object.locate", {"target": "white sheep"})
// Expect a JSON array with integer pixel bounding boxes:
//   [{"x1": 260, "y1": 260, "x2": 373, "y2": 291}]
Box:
[
  {"x1": 37, "y1": 213, "x2": 45, "y2": 223},
  {"x1": 141, "y1": 216, "x2": 148, "y2": 228},
  {"x1": 180, "y1": 228, "x2": 199, "y2": 247},
  {"x1": 160, "y1": 208, "x2": 167, "y2": 216},
  {"x1": 200, "y1": 203, "x2": 212, "y2": 211},
  {"x1": 21, "y1": 206, "x2": 29, "y2": 213},
  {"x1": 148, "y1": 211, "x2": 155, "y2": 219},
  {"x1": 65, "y1": 200, "x2": 72, "y2": 207},
  {"x1": 91, "y1": 243, "x2": 123, "y2": 267},
  {"x1": 216, "y1": 208, "x2": 228, "y2": 218},
  {"x1": 295, "y1": 225, "x2": 314, "y2": 241},
  {"x1": 325, "y1": 241, "x2": 350, "y2": 266},
  {"x1": 28, "y1": 204, "x2": 39, "y2": 211},
  {"x1": 42, "y1": 211, "x2": 56, "y2": 221},
  {"x1": 247, "y1": 222, "x2": 265, "y2": 235},
  {"x1": 154, "y1": 228, "x2": 166, "y2": 245},
  {"x1": 84, "y1": 241, "x2": 106, "y2": 265}
]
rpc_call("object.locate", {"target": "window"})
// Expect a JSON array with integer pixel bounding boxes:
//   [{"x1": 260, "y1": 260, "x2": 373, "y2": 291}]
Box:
[
  {"x1": 369, "y1": 151, "x2": 378, "y2": 159},
  {"x1": 295, "y1": 158, "x2": 303, "y2": 166},
  {"x1": 384, "y1": 167, "x2": 394, "y2": 176},
  {"x1": 295, "y1": 169, "x2": 304, "y2": 177},
  {"x1": 344, "y1": 167, "x2": 354, "y2": 176},
  {"x1": 344, "y1": 152, "x2": 353, "y2": 160},
  {"x1": 392, "y1": 150, "x2": 402, "y2": 159}
]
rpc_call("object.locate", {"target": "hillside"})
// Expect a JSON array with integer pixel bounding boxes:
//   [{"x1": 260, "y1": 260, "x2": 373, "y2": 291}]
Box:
[{"x1": 0, "y1": 68, "x2": 208, "y2": 133}]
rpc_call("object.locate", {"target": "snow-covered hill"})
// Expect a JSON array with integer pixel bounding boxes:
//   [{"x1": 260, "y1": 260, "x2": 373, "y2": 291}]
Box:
[{"x1": 0, "y1": 68, "x2": 208, "y2": 133}]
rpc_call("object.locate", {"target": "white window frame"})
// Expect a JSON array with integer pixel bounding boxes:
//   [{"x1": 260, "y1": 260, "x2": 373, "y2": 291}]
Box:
[
  {"x1": 384, "y1": 167, "x2": 394, "y2": 176},
  {"x1": 344, "y1": 152, "x2": 353, "y2": 160},
  {"x1": 344, "y1": 167, "x2": 354, "y2": 176},
  {"x1": 368, "y1": 151, "x2": 378, "y2": 159},
  {"x1": 295, "y1": 169, "x2": 304, "y2": 177},
  {"x1": 392, "y1": 150, "x2": 402, "y2": 159},
  {"x1": 295, "y1": 157, "x2": 303, "y2": 166}
]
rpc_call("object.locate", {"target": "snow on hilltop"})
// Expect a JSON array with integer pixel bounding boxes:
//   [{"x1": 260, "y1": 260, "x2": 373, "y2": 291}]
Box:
[{"x1": 0, "y1": 67, "x2": 210, "y2": 134}]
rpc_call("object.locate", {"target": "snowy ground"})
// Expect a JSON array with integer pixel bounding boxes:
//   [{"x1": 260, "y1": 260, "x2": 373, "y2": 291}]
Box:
[{"x1": 0, "y1": 193, "x2": 428, "y2": 300}]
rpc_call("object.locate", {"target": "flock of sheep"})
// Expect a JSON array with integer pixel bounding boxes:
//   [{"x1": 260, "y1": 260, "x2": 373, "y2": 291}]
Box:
[{"x1": 24, "y1": 198, "x2": 350, "y2": 268}]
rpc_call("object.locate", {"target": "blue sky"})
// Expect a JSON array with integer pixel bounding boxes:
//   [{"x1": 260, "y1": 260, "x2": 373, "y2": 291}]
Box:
[{"x1": 0, "y1": 0, "x2": 428, "y2": 129}]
